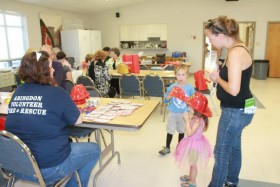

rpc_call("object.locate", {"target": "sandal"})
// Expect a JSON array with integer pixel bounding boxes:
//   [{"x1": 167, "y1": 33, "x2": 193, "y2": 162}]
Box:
[
  {"x1": 181, "y1": 182, "x2": 196, "y2": 187},
  {"x1": 180, "y1": 175, "x2": 190, "y2": 182}
]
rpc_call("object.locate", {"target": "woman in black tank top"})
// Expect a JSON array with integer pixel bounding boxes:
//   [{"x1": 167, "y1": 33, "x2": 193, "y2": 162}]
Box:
[{"x1": 205, "y1": 16, "x2": 255, "y2": 187}]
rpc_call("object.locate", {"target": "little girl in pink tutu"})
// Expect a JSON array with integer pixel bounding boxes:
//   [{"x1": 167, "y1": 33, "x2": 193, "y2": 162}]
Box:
[{"x1": 174, "y1": 92, "x2": 213, "y2": 187}]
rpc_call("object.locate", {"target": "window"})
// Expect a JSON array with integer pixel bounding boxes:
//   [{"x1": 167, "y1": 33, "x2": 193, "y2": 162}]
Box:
[{"x1": 0, "y1": 10, "x2": 27, "y2": 67}]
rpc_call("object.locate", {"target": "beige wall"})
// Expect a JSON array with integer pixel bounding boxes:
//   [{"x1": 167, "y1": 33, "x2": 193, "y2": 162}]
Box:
[
  {"x1": 88, "y1": 0, "x2": 280, "y2": 72},
  {"x1": 0, "y1": 0, "x2": 89, "y2": 50},
  {"x1": 1, "y1": 0, "x2": 280, "y2": 72}
]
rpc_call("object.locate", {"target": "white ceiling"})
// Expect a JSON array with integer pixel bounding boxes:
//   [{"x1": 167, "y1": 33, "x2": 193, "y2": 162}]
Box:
[{"x1": 11, "y1": 0, "x2": 152, "y2": 14}]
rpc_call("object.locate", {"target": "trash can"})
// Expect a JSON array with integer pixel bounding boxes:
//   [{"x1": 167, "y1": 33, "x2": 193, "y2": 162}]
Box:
[{"x1": 253, "y1": 60, "x2": 269, "y2": 80}]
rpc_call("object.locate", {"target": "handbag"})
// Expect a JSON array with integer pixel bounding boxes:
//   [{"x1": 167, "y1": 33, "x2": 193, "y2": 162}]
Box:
[
  {"x1": 117, "y1": 63, "x2": 130, "y2": 74},
  {"x1": 194, "y1": 70, "x2": 210, "y2": 91},
  {"x1": 108, "y1": 86, "x2": 117, "y2": 98}
]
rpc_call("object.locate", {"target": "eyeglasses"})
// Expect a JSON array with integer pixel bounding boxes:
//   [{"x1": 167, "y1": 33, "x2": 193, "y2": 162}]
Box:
[{"x1": 206, "y1": 19, "x2": 225, "y2": 34}]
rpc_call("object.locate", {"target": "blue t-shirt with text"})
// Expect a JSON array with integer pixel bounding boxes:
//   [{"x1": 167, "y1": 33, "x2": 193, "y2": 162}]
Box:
[{"x1": 5, "y1": 83, "x2": 80, "y2": 168}]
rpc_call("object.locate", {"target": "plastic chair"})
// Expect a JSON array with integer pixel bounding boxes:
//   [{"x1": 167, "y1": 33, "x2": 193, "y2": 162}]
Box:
[
  {"x1": 163, "y1": 65, "x2": 175, "y2": 71},
  {"x1": 143, "y1": 73, "x2": 167, "y2": 122},
  {"x1": 119, "y1": 74, "x2": 142, "y2": 98},
  {"x1": 65, "y1": 79, "x2": 75, "y2": 94},
  {"x1": 76, "y1": 75, "x2": 94, "y2": 87},
  {"x1": 163, "y1": 65, "x2": 175, "y2": 88},
  {"x1": 195, "y1": 83, "x2": 218, "y2": 116},
  {"x1": 0, "y1": 130, "x2": 81, "y2": 187},
  {"x1": 85, "y1": 86, "x2": 102, "y2": 97},
  {"x1": 68, "y1": 127, "x2": 95, "y2": 142},
  {"x1": 140, "y1": 64, "x2": 148, "y2": 70},
  {"x1": 69, "y1": 87, "x2": 108, "y2": 147}
]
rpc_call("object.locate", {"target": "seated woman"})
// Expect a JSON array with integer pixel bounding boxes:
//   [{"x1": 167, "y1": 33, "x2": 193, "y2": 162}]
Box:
[
  {"x1": 5, "y1": 51, "x2": 100, "y2": 187},
  {"x1": 89, "y1": 50, "x2": 111, "y2": 97},
  {"x1": 103, "y1": 47, "x2": 111, "y2": 63},
  {"x1": 82, "y1": 53, "x2": 94, "y2": 72},
  {"x1": 56, "y1": 51, "x2": 74, "y2": 83},
  {"x1": 106, "y1": 47, "x2": 122, "y2": 97}
]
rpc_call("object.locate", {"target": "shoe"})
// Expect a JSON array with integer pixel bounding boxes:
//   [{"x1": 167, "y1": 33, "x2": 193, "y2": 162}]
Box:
[
  {"x1": 224, "y1": 181, "x2": 238, "y2": 187},
  {"x1": 181, "y1": 182, "x2": 196, "y2": 187},
  {"x1": 180, "y1": 175, "x2": 190, "y2": 182},
  {"x1": 158, "y1": 146, "x2": 170, "y2": 155}
]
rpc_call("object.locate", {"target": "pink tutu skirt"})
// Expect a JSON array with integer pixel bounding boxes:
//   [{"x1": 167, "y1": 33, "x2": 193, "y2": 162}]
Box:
[{"x1": 174, "y1": 135, "x2": 213, "y2": 168}]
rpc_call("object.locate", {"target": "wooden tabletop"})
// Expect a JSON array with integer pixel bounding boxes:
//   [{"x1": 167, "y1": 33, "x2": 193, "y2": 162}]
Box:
[
  {"x1": 79, "y1": 98, "x2": 159, "y2": 131},
  {"x1": 145, "y1": 61, "x2": 192, "y2": 67},
  {"x1": 0, "y1": 93, "x2": 160, "y2": 131},
  {"x1": 0, "y1": 92, "x2": 12, "y2": 116},
  {"x1": 111, "y1": 70, "x2": 175, "y2": 80}
]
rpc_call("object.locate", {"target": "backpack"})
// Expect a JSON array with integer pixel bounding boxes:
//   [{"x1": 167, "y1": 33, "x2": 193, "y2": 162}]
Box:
[{"x1": 194, "y1": 70, "x2": 210, "y2": 91}]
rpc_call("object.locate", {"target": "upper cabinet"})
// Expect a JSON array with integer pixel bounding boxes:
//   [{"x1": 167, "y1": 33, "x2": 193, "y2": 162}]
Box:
[
  {"x1": 120, "y1": 24, "x2": 167, "y2": 41},
  {"x1": 120, "y1": 25, "x2": 131, "y2": 41}
]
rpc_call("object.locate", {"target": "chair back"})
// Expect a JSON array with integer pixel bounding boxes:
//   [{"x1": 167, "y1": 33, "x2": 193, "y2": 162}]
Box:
[
  {"x1": 143, "y1": 73, "x2": 165, "y2": 98},
  {"x1": 0, "y1": 130, "x2": 82, "y2": 187},
  {"x1": 65, "y1": 79, "x2": 75, "y2": 93},
  {"x1": 76, "y1": 75, "x2": 94, "y2": 87},
  {"x1": 163, "y1": 65, "x2": 175, "y2": 71},
  {"x1": 140, "y1": 64, "x2": 148, "y2": 70},
  {"x1": 143, "y1": 73, "x2": 167, "y2": 122},
  {"x1": 85, "y1": 86, "x2": 102, "y2": 97},
  {"x1": 119, "y1": 74, "x2": 141, "y2": 97},
  {"x1": 0, "y1": 130, "x2": 46, "y2": 186}
]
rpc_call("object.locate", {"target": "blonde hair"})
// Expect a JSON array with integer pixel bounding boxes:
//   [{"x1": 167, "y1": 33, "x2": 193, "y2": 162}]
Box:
[
  {"x1": 85, "y1": 53, "x2": 94, "y2": 62},
  {"x1": 53, "y1": 47, "x2": 61, "y2": 55},
  {"x1": 25, "y1": 47, "x2": 37, "y2": 55},
  {"x1": 175, "y1": 64, "x2": 189, "y2": 75}
]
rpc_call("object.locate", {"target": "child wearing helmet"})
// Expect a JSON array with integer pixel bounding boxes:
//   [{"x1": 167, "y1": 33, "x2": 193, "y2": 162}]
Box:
[{"x1": 174, "y1": 92, "x2": 213, "y2": 187}]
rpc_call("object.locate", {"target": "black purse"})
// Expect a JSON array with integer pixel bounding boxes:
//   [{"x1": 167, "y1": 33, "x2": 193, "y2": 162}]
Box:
[{"x1": 108, "y1": 86, "x2": 116, "y2": 98}]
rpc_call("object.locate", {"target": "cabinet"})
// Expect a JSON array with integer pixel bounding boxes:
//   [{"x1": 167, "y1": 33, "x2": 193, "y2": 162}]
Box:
[
  {"x1": 120, "y1": 24, "x2": 167, "y2": 41},
  {"x1": 61, "y1": 30, "x2": 102, "y2": 65},
  {"x1": 119, "y1": 25, "x2": 131, "y2": 41},
  {"x1": 146, "y1": 24, "x2": 167, "y2": 40}
]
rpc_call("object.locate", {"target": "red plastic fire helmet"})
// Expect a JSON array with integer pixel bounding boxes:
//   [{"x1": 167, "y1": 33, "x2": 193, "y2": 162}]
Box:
[
  {"x1": 70, "y1": 84, "x2": 90, "y2": 105},
  {"x1": 186, "y1": 92, "x2": 212, "y2": 117}
]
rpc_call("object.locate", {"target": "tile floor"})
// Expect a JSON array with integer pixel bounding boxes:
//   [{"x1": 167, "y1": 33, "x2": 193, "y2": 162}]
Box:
[{"x1": 12, "y1": 76, "x2": 280, "y2": 187}]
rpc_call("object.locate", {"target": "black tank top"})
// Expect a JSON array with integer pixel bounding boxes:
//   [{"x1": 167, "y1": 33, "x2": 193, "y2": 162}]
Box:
[{"x1": 217, "y1": 46, "x2": 253, "y2": 108}]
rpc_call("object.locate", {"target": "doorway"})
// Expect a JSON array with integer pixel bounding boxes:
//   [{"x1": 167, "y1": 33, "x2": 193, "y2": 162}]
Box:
[
  {"x1": 265, "y1": 22, "x2": 280, "y2": 77},
  {"x1": 202, "y1": 22, "x2": 256, "y2": 71}
]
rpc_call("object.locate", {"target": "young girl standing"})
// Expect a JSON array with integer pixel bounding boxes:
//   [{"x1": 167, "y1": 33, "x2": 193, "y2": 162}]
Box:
[
  {"x1": 159, "y1": 64, "x2": 195, "y2": 155},
  {"x1": 175, "y1": 92, "x2": 213, "y2": 187}
]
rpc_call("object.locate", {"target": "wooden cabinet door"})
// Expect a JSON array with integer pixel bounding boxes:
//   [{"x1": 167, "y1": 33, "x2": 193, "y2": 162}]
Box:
[{"x1": 266, "y1": 22, "x2": 280, "y2": 77}]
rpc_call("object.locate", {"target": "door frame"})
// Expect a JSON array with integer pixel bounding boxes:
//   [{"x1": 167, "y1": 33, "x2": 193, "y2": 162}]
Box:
[{"x1": 265, "y1": 21, "x2": 280, "y2": 77}]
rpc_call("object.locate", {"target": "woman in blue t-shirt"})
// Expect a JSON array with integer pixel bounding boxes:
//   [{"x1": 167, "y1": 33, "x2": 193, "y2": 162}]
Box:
[{"x1": 5, "y1": 51, "x2": 100, "y2": 187}]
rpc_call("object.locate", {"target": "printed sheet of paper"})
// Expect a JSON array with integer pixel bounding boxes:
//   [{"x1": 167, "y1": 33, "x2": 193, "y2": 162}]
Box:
[{"x1": 83, "y1": 100, "x2": 143, "y2": 122}]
